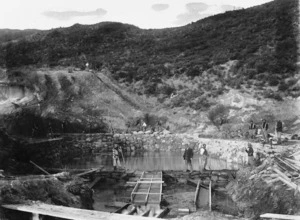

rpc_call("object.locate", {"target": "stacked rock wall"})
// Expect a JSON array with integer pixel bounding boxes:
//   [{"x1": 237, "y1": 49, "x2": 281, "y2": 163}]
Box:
[
  {"x1": 57, "y1": 133, "x2": 261, "y2": 165},
  {"x1": 58, "y1": 132, "x2": 196, "y2": 155},
  {"x1": 1, "y1": 130, "x2": 263, "y2": 172}
]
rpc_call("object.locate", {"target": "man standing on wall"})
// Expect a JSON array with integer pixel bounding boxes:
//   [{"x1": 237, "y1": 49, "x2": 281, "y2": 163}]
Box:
[
  {"x1": 275, "y1": 120, "x2": 283, "y2": 144},
  {"x1": 245, "y1": 143, "x2": 254, "y2": 167},
  {"x1": 249, "y1": 120, "x2": 257, "y2": 139},
  {"x1": 183, "y1": 144, "x2": 193, "y2": 173},
  {"x1": 261, "y1": 119, "x2": 269, "y2": 143},
  {"x1": 199, "y1": 144, "x2": 208, "y2": 173},
  {"x1": 112, "y1": 145, "x2": 122, "y2": 170}
]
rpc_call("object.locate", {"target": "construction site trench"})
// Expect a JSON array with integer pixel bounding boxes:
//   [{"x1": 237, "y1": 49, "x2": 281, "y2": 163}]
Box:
[{"x1": 1, "y1": 130, "x2": 300, "y2": 220}]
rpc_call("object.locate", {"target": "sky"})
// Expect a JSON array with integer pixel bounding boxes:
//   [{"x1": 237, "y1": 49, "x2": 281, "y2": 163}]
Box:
[{"x1": 0, "y1": 0, "x2": 273, "y2": 30}]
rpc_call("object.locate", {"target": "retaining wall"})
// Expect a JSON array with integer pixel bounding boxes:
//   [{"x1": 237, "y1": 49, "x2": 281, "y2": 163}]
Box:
[
  {"x1": 1, "y1": 130, "x2": 262, "y2": 171},
  {"x1": 58, "y1": 132, "x2": 259, "y2": 164}
]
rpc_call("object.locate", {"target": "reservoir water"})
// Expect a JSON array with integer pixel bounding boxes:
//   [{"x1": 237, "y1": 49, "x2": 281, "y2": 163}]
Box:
[{"x1": 69, "y1": 151, "x2": 239, "y2": 171}]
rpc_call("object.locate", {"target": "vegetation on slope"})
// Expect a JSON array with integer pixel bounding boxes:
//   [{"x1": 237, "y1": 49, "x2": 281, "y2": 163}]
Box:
[
  {"x1": 0, "y1": 0, "x2": 298, "y2": 134},
  {"x1": 1, "y1": 0, "x2": 298, "y2": 96}
]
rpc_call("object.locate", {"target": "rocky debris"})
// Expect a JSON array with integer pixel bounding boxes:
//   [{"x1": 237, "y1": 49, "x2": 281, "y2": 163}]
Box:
[{"x1": 225, "y1": 151, "x2": 300, "y2": 219}]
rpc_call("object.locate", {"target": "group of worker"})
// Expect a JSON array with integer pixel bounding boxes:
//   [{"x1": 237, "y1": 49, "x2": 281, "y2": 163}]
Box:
[
  {"x1": 183, "y1": 141, "x2": 261, "y2": 172},
  {"x1": 249, "y1": 119, "x2": 283, "y2": 144},
  {"x1": 183, "y1": 143, "x2": 208, "y2": 173}
]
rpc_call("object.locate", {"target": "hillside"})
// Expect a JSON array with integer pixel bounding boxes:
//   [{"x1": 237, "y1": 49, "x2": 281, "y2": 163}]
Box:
[
  {"x1": 0, "y1": 29, "x2": 40, "y2": 44},
  {"x1": 0, "y1": 67, "x2": 146, "y2": 136},
  {"x1": 0, "y1": 0, "x2": 299, "y2": 137},
  {"x1": 1, "y1": 0, "x2": 298, "y2": 94}
]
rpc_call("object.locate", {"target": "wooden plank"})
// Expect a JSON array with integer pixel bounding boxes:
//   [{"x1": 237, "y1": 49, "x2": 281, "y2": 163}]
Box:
[
  {"x1": 155, "y1": 208, "x2": 170, "y2": 218},
  {"x1": 132, "y1": 192, "x2": 162, "y2": 195},
  {"x1": 2, "y1": 203, "x2": 158, "y2": 220},
  {"x1": 30, "y1": 161, "x2": 51, "y2": 175},
  {"x1": 273, "y1": 168, "x2": 291, "y2": 181},
  {"x1": 291, "y1": 150, "x2": 300, "y2": 157},
  {"x1": 131, "y1": 171, "x2": 162, "y2": 206},
  {"x1": 194, "y1": 180, "x2": 201, "y2": 205},
  {"x1": 131, "y1": 182, "x2": 140, "y2": 202},
  {"x1": 276, "y1": 157, "x2": 298, "y2": 172},
  {"x1": 264, "y1": 177, "x2": 280, "y2": 185},
  {"x1": 260, "y1": 213, "x2": 300, "y2": 220},
  {"x1": 209, "y1": 181, "x2": 212, "y2": 211},
  {"x1": 281, "y1": 159, "x2": 300, "y2": 171},
  {"x1": 137, "y1": 181, "x2": 164, "y2": 184},
  {"x1": 277, "y1": 177, "x2": 299, "y2": 191},
  {"x1": 145, "y1": 176, "x2": 153, "y2": 204},
  {"x1": 76, "y1": 168, "x2": 99, "y2": 177},
  {"x1": 159, "y1": 177, "x2": 162, "y2": 203}
]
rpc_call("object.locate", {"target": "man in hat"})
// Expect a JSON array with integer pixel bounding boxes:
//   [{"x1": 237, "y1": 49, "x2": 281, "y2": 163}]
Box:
[
  {"x1": 112, "y1": 145, "x2": 122, "y2": 170},
  {"x1": 248, "y1": 120, "x2": 257, "y2": 139},
  {"x1": 261, "y1": 119, "x2": 269, "y2": 143},
  {"x1": 199, "y1": 144, "x2": 208, "y2": 172},
  {"x1": 245, "y1": 143, "x2": 254, "y2": 167},
  {"x1": 275, "y1": 120, "x2": 283, "y2": 144},
  {"x1": 183, "y1": 144, "x2": 194, "y2": 172}
]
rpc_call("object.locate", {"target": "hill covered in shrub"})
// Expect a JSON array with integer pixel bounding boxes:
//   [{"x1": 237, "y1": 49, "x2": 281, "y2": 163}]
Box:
[{"x1": 0, "y1": 0, "x2": 298, "y2": 97}]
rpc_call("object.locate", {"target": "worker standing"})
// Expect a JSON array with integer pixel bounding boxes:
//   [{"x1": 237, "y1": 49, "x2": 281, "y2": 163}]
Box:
[
  {"x1": 261, "y1": 119, "x2": 269, "y2": 143},
  {"x1": 249, "y1": 120, "x2": 257, "y2": 139},
  {"x1": 183, "y1": 144, "x2": 194, "y2": 173},
  {"x1": 199, "y1": 144, "x2": 208, "y2": 173},
  {"x1": 275, "y1": 120, "x2": 283, "y2": 144},
  {"x1": 245, "y1": 143, "x2": 254, "y2": 167},
  {"x1": 112, "y1": 145, "x2": 122, "y2": 170}
]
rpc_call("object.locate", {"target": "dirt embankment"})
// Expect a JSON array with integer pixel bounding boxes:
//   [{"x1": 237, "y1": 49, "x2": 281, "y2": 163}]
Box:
[
  {"x1": 0, "y1": 67, "x2": 146, "y2": 136},
  {"x1": 0, "y1": 172, "x2": 93, "y2": 219}
]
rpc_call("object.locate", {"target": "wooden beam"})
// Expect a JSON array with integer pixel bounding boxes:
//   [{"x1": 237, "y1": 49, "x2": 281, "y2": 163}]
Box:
[
  {"x1": 30, "y1": 161, "x2": 51, "y2": 175},
  {"x1": 260, "y1": 213, "x2": 300, "y2": 220},
  {"x1": 209, "y1": 180, "x2": 212, "y2": 211},
  {"x1": 76, "y1": 168, "x2": 99, "y2": 177},
  {"x1": 194, "y1": 180, "x2": 200, "y2": 205},
  {"x1": 277, "y1": 177, "x2": 299, "y2": 191},
  {"x1": 145, "y1": 176, "x2": 153, "y2": 204},
  {"x1": 276, "y1": 157, "x2": 298, "y2": 172},
  {"x1": 291, "y1": 150, "x2": 300, "y2": 157},
  {"x1": 139, "y1": 178, "x2": 161, "y2": 180},
  {"x1": 2, "y1": 203, "x2": 158, "y2": 220},
  {"x1": 273, "y1": 168, "x2": 291, "y2": 181},
  {"x1": 137, "y1": 181, "x2": 164, "y2": 184},
  {"x1": 131, "y1": 192, "x2": 162, "y2": 195}
]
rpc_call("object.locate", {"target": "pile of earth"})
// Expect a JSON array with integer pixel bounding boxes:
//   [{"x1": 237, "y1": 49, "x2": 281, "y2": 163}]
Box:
[
  {"x1": 0, "y1": 172, "x2": 93, "y2": 220},
  {"x1": 225, "y1": 157, "x2": 300, "y2": 219}
]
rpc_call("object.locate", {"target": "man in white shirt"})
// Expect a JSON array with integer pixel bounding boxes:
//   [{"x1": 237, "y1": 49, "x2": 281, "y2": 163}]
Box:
[{"x1": 199, "y1": 144, "x2": 208, "y2": 172}]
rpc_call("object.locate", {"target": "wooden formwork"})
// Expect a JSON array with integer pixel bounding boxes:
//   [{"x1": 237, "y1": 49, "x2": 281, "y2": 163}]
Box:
[{"x1": 131, "y1": 171, "x2": 163, "y2": 207}]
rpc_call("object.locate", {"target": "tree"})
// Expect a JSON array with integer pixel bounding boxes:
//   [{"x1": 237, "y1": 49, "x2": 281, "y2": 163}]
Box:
[{"x1": 207, "y1": 104, "x2": 229, "y2": 130}]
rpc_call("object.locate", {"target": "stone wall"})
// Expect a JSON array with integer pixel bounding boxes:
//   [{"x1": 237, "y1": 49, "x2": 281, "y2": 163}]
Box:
[
  {"x1": 58, "y1": 132, "x2": 196, "y2": 154},
  {"x1": 1, "y1": 130, "x2": 263, "y2": 172},
  {"x1": 57, "y1": 132, "x2": 260, "y2": 165}
]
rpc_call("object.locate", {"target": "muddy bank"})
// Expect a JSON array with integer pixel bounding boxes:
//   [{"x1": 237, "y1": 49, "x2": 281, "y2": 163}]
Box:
[{"x1": 0, "y1": 172, "x2": 93, "y2": 220}]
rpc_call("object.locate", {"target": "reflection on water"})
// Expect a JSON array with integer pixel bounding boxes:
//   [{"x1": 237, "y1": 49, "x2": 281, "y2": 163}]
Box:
[{"x1": 69, "y1": 151, "x2": 239, "y2": 171}]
